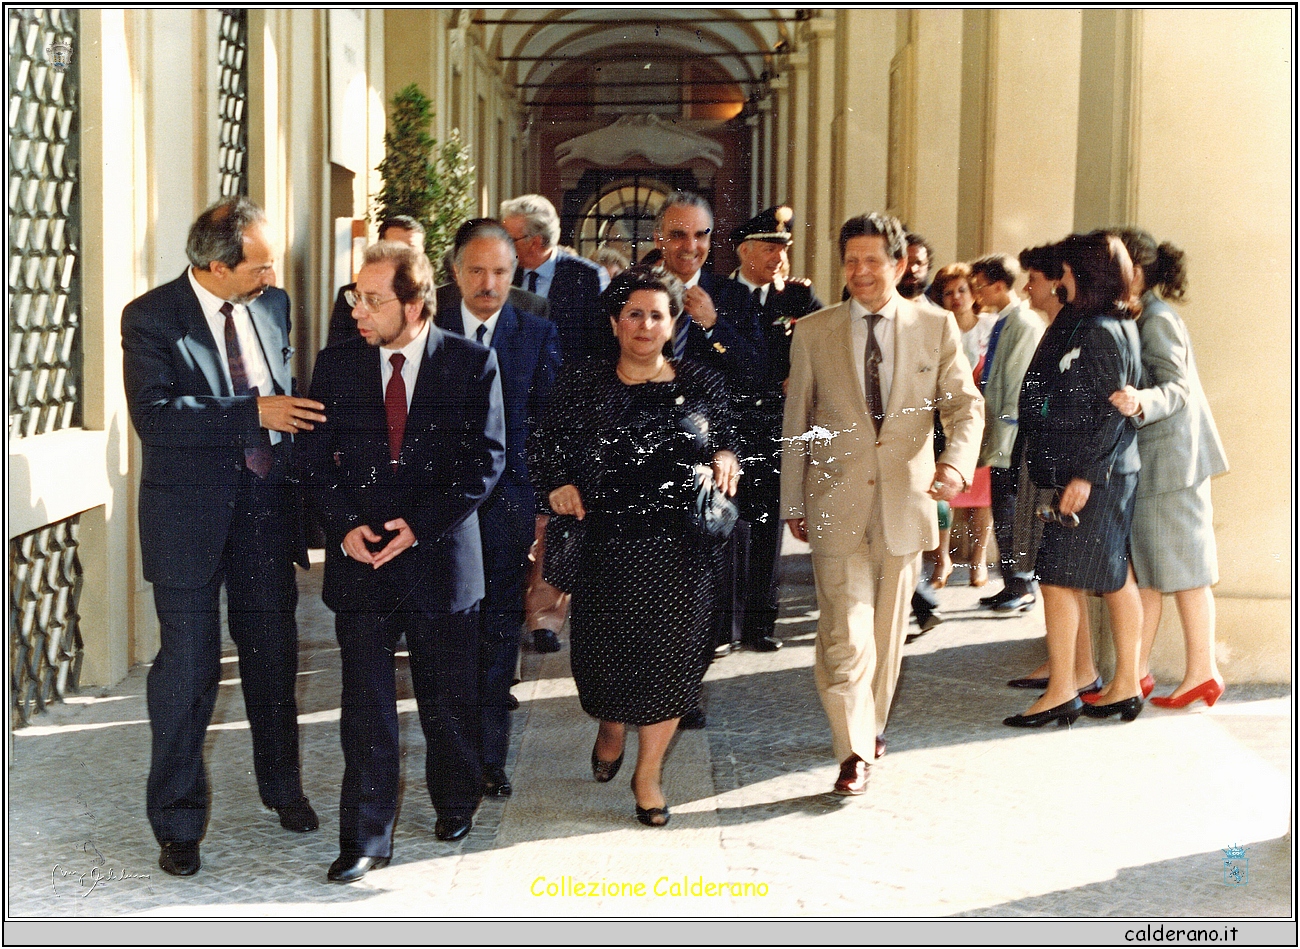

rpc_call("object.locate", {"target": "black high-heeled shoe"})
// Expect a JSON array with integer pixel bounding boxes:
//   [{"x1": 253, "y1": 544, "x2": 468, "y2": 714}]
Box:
[
  {"x1": 1079, "y1": 695, "x2": 1143, "y2": 722},
  {"x1": 591, "y1": 742, "x2": 625, "y2": 783},
  {"x1": 635, "y1": 803, "x2": 670, "y2": 827},
  {"x1": 1003, "y1": 696, "x2": 1082, "y2": 728},
  {"x1": 1077, "y1": 676, "x2": 1103, "y2": 697}
]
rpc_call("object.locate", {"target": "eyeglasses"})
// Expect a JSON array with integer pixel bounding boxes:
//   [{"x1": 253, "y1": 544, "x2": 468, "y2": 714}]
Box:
[
  {"x1": 1036, "y1": 500, "x2": 1080, "y2": 528},
  {"x1": 344, "y1": 289, "x2": 399, "y2": 312}
]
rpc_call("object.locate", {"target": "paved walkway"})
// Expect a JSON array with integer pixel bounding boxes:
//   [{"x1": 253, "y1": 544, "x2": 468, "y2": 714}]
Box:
[{"x1": 7, "y1": 544, "x2": 1293, "y2": 928}]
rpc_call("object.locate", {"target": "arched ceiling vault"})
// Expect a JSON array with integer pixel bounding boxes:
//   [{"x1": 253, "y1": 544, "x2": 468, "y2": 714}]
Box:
[{"x1": 475, "y1": 9, "x2": 807, "y2": 109}]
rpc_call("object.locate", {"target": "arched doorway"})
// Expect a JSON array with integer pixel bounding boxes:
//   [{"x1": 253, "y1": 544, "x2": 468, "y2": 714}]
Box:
[{"x1": 563, "y1": 170, "x2": 705, "y2": 264}]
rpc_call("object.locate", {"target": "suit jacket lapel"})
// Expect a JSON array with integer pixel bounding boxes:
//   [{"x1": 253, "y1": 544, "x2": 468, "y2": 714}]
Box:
[
  {"x1": 175, "y1": 273, "x2": 230, "y2": 397},
  {"x1": 884, "y1": 297, "x2": 919, "y2": 423},
  {"x1": 246, "y1": 295, "x2": 290, "y2": 395},
  {"x1": 404, "y1": 322, "x2": 446, "y2": 450},
  {"x1": 829, "y1": 302, "x2": 868, "y2": 418}
]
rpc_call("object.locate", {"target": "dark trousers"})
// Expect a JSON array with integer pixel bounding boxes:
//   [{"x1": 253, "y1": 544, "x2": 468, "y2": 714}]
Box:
[
  {"x1": 335, "y1": 606, "x2": 481, "y2": 857},
  {"x1": 477, "y1": 487, "x2": 534, "y2": 769},
  {"x1": 990, "y1": 463, "x2": 1033, "y2": 594},
  {"x1": 713, "y1": 521, "x2": 747, "y2": 649},
  {"x1": 146, "y1": 468, "x2": 303, "y2": 845},
  {"x1": 735, "y1": 421, "x2": 785, "y2": 645}
]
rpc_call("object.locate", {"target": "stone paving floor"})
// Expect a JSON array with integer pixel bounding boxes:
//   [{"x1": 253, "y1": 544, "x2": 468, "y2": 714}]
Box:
[{"x1": 6, "y1": 543, "x2": 1294, "y2": 932}]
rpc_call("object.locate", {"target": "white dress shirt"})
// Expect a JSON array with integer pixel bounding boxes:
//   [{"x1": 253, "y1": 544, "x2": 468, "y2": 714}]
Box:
[
  {"x1": 188, "y1": 268, "x2": 281, "y2": 443},
  {"x1": 849, "y1": 293, "x2": 899, "y2": 407},
  {"x1": 379, "y1": 317, "x2": 431, "y2": 412},
  {"x1": 460, "y1": 302, "x2": 502, "y2": 348}
]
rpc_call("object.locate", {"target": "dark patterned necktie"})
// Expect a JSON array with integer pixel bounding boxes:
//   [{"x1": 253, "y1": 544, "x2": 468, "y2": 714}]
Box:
[
  {"x1": 476, "y1": 324, "x2": 487, "y2": 345},
  {"x1": 865, "y1": 312, "x2": 884, "y2": 433},
  {"x1": 527, "y1": 271, "x2": 539, "y2": 294},
  {"x1": 222, "y1": 302, "x2": 272, "y2": 478},
  {"x1": 385, "y1": 352, "x2": 407, "y2": 465},
  {"x1": 672, "y1": 312, "x2": 690, "y2": 360}
]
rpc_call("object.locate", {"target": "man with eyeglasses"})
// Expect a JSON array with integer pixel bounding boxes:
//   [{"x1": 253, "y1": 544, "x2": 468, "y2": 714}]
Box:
[
  {"x1": 501, "y1": 193, "x2": 609, "y2": 654},
  {"x1": 325, "y1": 215, "x2": 427, "y2": 348},
  {"x1": 300, "y1": 240, "x2": 505, "y2": 882}
]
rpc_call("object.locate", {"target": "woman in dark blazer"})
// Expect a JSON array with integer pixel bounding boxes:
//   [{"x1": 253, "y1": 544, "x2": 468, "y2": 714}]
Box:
[
  {"x1": 1004, "y1": 232, "x2": 1144, "y2": 727},
  {"x1": 1108, "y1": 230, "x2": 1229, "y2": 709}
]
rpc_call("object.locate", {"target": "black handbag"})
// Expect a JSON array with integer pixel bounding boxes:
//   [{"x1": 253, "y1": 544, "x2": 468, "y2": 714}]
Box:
[
  {"x1": 691, "y1": 464, "x2": 739, "y2": 542},
  {"x1": 542, "y1": 514, "x2": 586, "y2": 593}
]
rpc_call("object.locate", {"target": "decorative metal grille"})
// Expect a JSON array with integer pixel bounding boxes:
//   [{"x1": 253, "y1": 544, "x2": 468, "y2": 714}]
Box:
[
  {"x1": 217, "y1": 9, "x2": 249, "y2": 197},
  {"x1": 8, "y1": 7, "x2": 81, "y2": 440},
  {"x1": 9, "y1": 516, "x2": 84, "y2": 728}
]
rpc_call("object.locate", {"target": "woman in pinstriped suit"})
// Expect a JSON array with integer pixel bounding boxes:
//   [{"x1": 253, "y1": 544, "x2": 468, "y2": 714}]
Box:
[
  {"x1": 1108, "y1": 230, "x2": 1229, "y2": 710},
  {"x1": 1003, "y1": 232, "x2": 1145, "y2": 728}
]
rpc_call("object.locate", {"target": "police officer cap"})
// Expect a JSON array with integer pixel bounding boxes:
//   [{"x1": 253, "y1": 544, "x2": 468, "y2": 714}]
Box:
[{"x1": 732, "y1": 206, "x2": 794, "y2": 246}]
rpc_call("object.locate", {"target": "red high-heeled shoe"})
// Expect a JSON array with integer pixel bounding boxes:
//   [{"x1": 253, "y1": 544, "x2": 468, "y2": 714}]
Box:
[
  {"x1": 1150, "y1": 678, "x2": 1224, "y2": 709},
  {"x1": 1140, "y1": 674, "x2": 1155, "y2": 699}
]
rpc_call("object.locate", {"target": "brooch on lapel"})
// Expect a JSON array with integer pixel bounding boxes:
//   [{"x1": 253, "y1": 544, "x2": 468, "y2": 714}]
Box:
[
  {"x1": 712, "y1": 341, "x2": 727, "y2": 354},
  {"x1": 1059, "y1": 347, "x2": 1081, "y2": 372}
]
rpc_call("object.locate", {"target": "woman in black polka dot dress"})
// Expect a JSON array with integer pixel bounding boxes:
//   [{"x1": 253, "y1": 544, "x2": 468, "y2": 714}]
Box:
[{"x1": 528, "y1": 270, "x2": 740, "y2": 827}]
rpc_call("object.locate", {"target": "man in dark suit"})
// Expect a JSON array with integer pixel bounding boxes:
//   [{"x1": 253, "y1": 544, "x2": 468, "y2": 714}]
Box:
[
  {"x1": 500, "y1": 193, "x2": 608, "y2": 365},
  {"x1": 300, "y1": 241, "x2": 505, "y2": 883},
  {"x1": 501, "y1": 193, "x2": 608, "y2": 653},
  {"x1": 654, "y1": 190, "x2": 769, "y2": 724},
  {"x1": 436, "y1": 219, "x2": 561, "y2": 799},
  {"x1": 325, "y1": 215, "x2": 425, "y2": 347},
  {"x1": 435, "y1": 279, "x2": 551, "y2": 326},
  {"x1": 121, "y1": 197, "x2": 327, "y2": 878},
  {"x1": 729, "y1": 207, "x2": 824, "y2": 653}
]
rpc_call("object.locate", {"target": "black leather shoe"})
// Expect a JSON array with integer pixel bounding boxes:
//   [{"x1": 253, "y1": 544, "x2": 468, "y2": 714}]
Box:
[
  {"x1": 979, "y1": 586, "x2": 1015, "y2": 607},
  {"x1": 907, "y1": 612, "x2": 944, "y2": 642},
  {"x1": 1003, "y1": 696, "x2": 1083, "y2": 728},
  {"x1": 483, "y1": 765, "x2": 513, "y2": 797},
  {"x1": 677, "y1": 707, "x2": 706, "y2": 730},
  {"x1": 591, "y1": 740, "x2": 625, "y2": 783},
  {"x1": 1079, "y1": 695, "x2": 1144, "y2": 722},
  {"x1": 506, "y1": 693, "x2": 519, "y2": 711},
  {"x1": 742, "y1": 635, "x2": 782, "y2": 652},
  {"x1": 327, "y1": 853, "x2": 390, "y2": 883},
  {"x1": 275, "y1": 797, "x2": 319, "y2": 833},
  {"x1": 992, "y1": 592, "x2": 1037, "y2": 613},
  {"x1": 434, "y1": 815, "x2": 473, "y2": 842},
  {"x1": 1077, "y1": 676, "x2": 1104, "y2": 697},
  {"x1": 158, "y1": 841, "x2": 200, "y2": 877},
  {"x1": 1007, "y1": 676, "x2": 1050, "y2": 689},
  {"x1": 532, "y1": 629, "x2": 561, "y2": 653}
]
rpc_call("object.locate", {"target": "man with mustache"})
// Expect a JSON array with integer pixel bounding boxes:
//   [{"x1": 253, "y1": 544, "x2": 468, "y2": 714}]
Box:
[
  {"x1": 436, "y1": 219, "x2": 561, "y2": 799},
  {"x1": 121, "y1": 197, "x2": 325, "y2": 877}
]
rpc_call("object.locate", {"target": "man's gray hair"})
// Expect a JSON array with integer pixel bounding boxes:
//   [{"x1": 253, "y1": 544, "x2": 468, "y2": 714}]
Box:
[
  {"x1": 452, "y1": 218, "x2": 516, "y2": 270},
  {"x1": 654, "y1": 191, "x2": 713, "y2": 233},
  {"x1": 186, "y1": 196, "x2": 267, "y2": 269},
  {"x1": 499, "y1": 194, "x2": 560, "y2": 249}
]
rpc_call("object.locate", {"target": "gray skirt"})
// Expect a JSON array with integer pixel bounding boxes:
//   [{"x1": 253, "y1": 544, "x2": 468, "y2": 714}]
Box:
[{"x1": 1130, "y1": 478, "x2": 1219, "y2": 592}]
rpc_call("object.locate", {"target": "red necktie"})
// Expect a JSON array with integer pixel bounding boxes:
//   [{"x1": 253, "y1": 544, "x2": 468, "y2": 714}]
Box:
[
  {"x1": 385, "y1": 352, "x2": 407, "y2": 465},
  {"x1": 222, "y1": 302, "x2": 273, "y2": 478}
]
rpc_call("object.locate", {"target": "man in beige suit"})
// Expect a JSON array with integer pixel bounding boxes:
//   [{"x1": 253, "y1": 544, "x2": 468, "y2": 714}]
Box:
[{"x1": 781, "y1": 213, "x2": 983, "y2": 795}]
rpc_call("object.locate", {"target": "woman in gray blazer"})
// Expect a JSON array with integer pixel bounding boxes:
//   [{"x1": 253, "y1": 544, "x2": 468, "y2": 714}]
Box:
[{"x1": 1109, "y1": 230, "x2": 1229, "y2": 709}]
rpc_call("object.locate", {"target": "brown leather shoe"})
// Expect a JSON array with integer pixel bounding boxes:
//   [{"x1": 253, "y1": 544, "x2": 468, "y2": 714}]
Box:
[
  {"x1": 874, "y1": 736, "x2": 887, "y2": 759},
  {"x1": 832, "y1": 755, "x2": 869, "y2": 795}
]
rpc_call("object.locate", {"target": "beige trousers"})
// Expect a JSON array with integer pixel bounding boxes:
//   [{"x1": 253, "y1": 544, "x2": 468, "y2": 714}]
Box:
[{"x1": 810, "y1": 507, "x2": 920, "y2": 763}]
